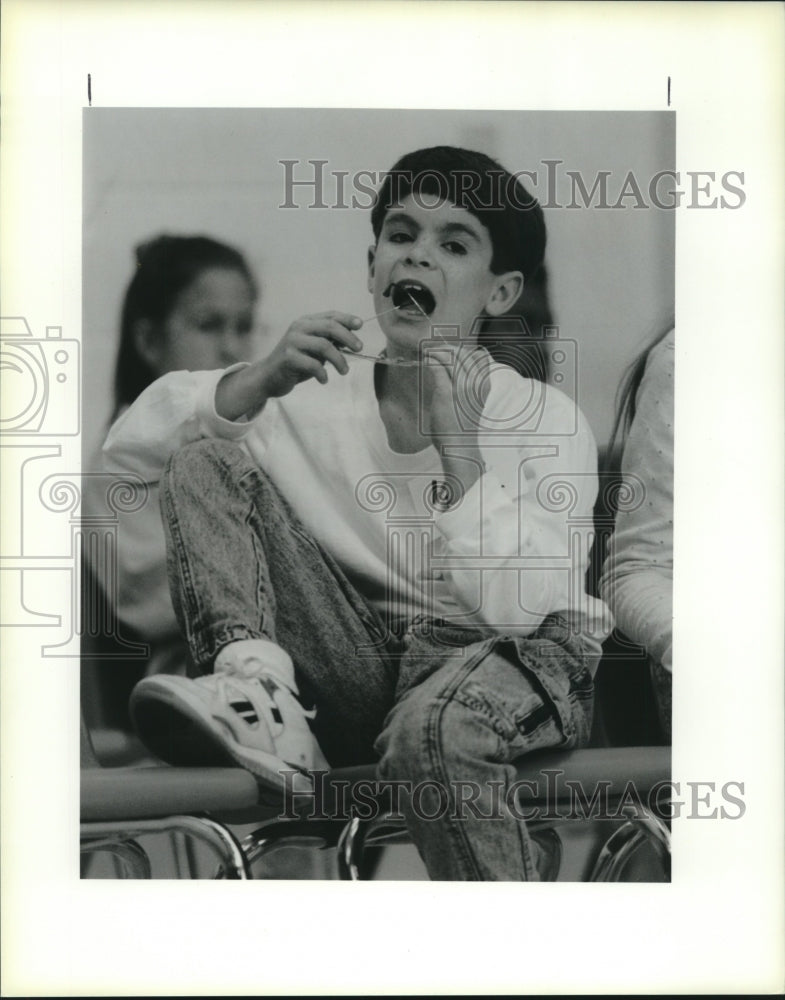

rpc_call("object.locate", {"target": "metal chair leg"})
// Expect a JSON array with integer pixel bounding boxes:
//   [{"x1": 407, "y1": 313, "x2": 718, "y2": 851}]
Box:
[
  {"x1": 81, "y1": 815, "x2": 252, "y2": 879},
  {"x1": 337, "y1": 815, "x2": 412, "y2": 880},
  {"x1": 335, "y1": 807, "x2": 667, "y2": 883},
  {"x1": 171, "y1": 830, "x2": 200, "y2": 878},
  {"x1": 337, "y1": 816, "x2": 365, "y2": 880},
  {"x1": 80, "y1": 838, "x2": 152, "y2": 879},
  {"x1": 590, "y1": 807, "x2": 670, "y2": 882},
  {"x1": 222, "y1": 819, "x2": 344, "y2": 878},
  {"x1": 527, "y1": 825, "x2": 564, "y2": 882}
]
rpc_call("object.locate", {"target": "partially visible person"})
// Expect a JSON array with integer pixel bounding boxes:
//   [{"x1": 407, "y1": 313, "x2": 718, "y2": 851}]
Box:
[
  {"x1": 599, "y1": 326, "x2": 674, "y2": 740},
  {"x1": 84, "y1": 235, "x2": 260, "y2": 677},
  {"x1": 110, "y1": 234, "x2": 259, "y2": 421}
]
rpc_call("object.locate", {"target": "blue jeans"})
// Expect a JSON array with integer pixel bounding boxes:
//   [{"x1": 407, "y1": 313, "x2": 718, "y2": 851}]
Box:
[{"x1": 161, "y1": 439, "x2": 595, "y2": 880}]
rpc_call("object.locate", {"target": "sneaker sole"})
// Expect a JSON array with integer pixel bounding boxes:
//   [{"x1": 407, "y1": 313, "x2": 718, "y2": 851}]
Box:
[{"x1": 130, "y1": 681, "x2": 316, "y2": 796}]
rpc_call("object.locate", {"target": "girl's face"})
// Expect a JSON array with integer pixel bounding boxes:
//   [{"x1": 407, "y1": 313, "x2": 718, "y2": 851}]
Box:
[{"x1": 149, "y1": 268, "x2": 258, "y2": 375}]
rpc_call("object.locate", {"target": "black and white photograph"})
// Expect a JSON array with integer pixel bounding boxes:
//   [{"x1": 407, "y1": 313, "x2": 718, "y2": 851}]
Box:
[
  {"x1": 79, "y1": 108, "x2": 676, "y2": 883},
  {"x1": 2, "y1": 2, "x2": 783, "y2": 996}
]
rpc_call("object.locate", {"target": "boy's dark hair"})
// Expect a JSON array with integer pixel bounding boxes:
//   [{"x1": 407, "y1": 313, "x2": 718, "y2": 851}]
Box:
[
  {"x1": 371, "y1": 146, "x2": 552, "y2": 381},
  {"x1": 112, "y1": 234, "x2": 257, "y2": 421}
]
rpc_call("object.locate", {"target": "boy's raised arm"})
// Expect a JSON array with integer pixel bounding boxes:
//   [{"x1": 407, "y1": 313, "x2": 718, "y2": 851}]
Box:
[
  {"x1": 103, "y1": 311, "x2": 364, "y2": 480},
  {"x1": 215, "y1": 311, "x2": 363, "y2": 420}
]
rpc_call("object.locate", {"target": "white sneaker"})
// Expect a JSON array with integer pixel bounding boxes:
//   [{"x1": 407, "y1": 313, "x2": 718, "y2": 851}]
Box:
[{"x1": 130, "y1": 641, "x2": 329, "y2": 795}]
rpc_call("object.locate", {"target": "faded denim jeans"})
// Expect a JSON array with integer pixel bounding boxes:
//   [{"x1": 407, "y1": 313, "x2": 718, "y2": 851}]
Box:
[{"x1": 161, "y1": 439, "x2": 595, "y2": 881}]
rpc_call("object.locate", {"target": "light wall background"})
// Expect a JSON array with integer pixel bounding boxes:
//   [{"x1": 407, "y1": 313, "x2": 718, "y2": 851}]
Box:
[{"x1": 83, "y1": 109, "x2": 674, "y2": 459}]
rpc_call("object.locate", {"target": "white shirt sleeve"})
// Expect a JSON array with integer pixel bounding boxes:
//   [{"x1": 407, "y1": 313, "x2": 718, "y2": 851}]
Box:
[
  {"x1": 599, "y1": 333, "x2": 674, "y2": 671},
  {"x1": 101, "y1": 365, "x2": 255, "y2": 481},
  {"x1": 432, "y1": 381, "x2": 602, "y2": 636}
]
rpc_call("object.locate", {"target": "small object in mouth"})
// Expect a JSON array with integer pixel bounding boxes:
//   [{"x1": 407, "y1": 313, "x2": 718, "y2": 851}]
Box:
[{"x1": 383, "y1": 281, "x2": 436, "y2": 316}]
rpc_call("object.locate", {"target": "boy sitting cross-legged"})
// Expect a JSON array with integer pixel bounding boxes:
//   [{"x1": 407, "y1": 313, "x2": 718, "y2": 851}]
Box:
[{"x1": 103, "y1": 146, "x2": 609, "y2": 880}]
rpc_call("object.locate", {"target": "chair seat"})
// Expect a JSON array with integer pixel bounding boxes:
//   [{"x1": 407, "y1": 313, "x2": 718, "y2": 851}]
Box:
[
  {"x1": 283, "y1": 746, "x2": 670, "y2": 816},
  {"x1": 245, "y1": 747, "x2": 672, "y2": 881},
  {"x1": 89, "y1": 728, "x2": 155, "y2": 767},
  {"x1": 82, "y1": 746, "x2": 670, "y2": 823},
  {"x1": 81, "y1": 766, "x2": 268, "y2": 821},
  {"x1": 513, "y1": 746, "x2": 671, "y2": 803}
]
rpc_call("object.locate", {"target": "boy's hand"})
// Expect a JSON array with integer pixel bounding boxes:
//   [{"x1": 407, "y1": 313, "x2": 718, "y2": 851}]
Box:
[
  {"x1": 424, "y1": 343, "x2": 491, "y2": 443},
  {"x1": 216, "y1": 312, "x2": 363, "y2": 420},
  {"x1": 424, "y1": 344, "x2": 490, "y2": 498}
]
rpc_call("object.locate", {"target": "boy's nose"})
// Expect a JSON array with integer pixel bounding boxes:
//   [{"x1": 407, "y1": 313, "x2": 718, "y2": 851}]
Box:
[{"x1": 404, "y1": 239, "x2": 433, "y2": 267}]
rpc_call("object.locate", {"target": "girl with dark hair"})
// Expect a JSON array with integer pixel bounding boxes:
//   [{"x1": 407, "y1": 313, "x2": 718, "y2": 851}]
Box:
[
  {"x1": 86, "y1": 234, "x2": 260, "y2": 676},
  {"x1": 599, "y1": 324, "x2": 674, "y2": 740},
  {"x1": 111, "y1": 234, "x2": 258, "y2": 421}
]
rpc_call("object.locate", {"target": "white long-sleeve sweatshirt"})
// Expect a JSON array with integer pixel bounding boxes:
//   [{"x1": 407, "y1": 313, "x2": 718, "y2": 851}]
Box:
[
  {"x1": 599, "y1": 330, "x2": 674, "y2": 672},
  {"x1": 102, "y1": 359, "x2": 610, "y2": 657},
  {"x1": 83, "y1": 439, "x2": 179, "y2": 643}
]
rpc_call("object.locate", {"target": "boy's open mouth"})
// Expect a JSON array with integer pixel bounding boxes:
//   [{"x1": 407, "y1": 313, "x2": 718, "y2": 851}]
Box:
[{"x1": 383, "y1": 280, "x2": 436, "y2": 317}]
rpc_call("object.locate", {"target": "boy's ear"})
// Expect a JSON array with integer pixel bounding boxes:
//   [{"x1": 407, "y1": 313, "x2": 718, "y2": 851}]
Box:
[
  {"x1": 485, "y1": 271, "x2": 525, "y2": 317},
  {"x1": 366, "y1": 245, "x2": 376, "y2": 294},
  {"x1": 132, "y1": 319, "x2": 163, "y2": 371}
]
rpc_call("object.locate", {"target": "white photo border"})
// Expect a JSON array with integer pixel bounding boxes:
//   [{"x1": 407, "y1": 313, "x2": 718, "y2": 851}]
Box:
[{"x1": 1, "y1": 1, "x2": 783, "y2": 995}]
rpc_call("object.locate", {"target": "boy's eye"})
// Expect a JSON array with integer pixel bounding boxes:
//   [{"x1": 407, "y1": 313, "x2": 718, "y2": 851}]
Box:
[
  {"x1": 388, "y1": 231, "x2": 412, "y2": 243},
  {"x1": 444, "y1": 241, "x2": 467, "y2": 255}
]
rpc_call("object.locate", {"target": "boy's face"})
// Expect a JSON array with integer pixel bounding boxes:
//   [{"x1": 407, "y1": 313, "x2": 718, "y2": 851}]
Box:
[{"x1": 367, "y1": 194, "x2": 523, "y2": 356}]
